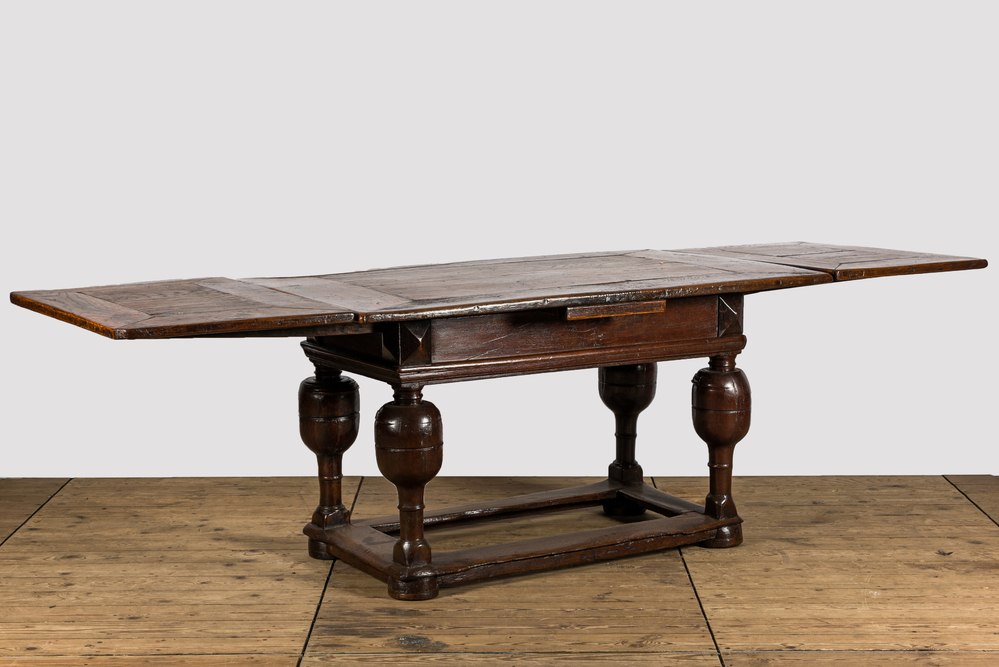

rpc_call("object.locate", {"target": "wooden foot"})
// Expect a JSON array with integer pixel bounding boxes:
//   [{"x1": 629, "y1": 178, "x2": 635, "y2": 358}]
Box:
[
  {"x1": 691, "y1": 354, "x2": 750, "y2": 548},
  {"x1": 375, "y1": 385, "x2": 443, "y2": 600},
  {"x1": 299, "y1": 367, "x2": 360, "y2": 559},
  {"x1": 599, "y1": 363, "x2": 657, "y2": 517}
]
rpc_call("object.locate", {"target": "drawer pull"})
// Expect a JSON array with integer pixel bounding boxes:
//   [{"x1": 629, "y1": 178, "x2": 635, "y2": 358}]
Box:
[{"x1": 565, "y1": 300, "x2": 666, "y2": 320}]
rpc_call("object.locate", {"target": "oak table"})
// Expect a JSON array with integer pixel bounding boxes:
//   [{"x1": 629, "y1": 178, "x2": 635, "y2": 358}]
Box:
[{"x1": 10, "y1": 243, "x2": 987, "y2": 600}]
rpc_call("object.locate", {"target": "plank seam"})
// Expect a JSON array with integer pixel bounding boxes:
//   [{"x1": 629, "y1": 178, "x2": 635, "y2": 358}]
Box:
[
  {"x1": 679, "y1": 545, "x2": 726, "y2": 667},
  {"x1": 720, "y1": 650, "x2": 999, "y2": 655},
  {"x1": 652, "y1": 476, "x2": 726, "y2": 667},
  {"x1": 297, "y1": 477, "x2": 366, "y2": 666},
  {"x1": 301, "y1": 651, "x2": 733, "y2": 657},
  {"x1": 944, "y1": 475, "x2": 999, "y2": 529},
  {"x1": 0, "y1": 478, "x2": 73, "y2": 549}
]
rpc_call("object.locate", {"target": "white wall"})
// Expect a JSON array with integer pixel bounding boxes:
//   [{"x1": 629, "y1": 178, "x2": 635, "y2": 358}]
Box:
[{"x1": 2, "y1": 2, "x2": 995, "y2": 479}]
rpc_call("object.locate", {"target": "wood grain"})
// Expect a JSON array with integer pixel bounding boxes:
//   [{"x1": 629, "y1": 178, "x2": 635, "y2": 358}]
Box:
[
  {"x1": 2, "y1": 476, "x2": 997, "y2": 663},
  {"x1": 724, "y1": 653, "x2": 999, "y2": 666},
  {"x1": 0, "y1": 477, "x2": 359, "y2": 657},
  {"x1": 668, "y1": 475, "x2": 999, "y2": 653},
  {"x1": 4, "y1": 247, "x2": 824, "y2": 338},
  {"x1": 303, "y1": 655, "x2": 723, "y2": 665},
  {"x1": 947, "y1": 475, "x2": 999, "y2": 526},
  {"x1": 0, "y1": 658, "x2": 298, "y2": 667},
  {"x1": 429, "y1": 296, "x2": 717, "y2": 363},
  {"x1": 679, "y1": 242, "x2": 988, "y2": 280},
  {"x1": 0, "y1": 479, "x2": 68, "y2": 543},
  {"x1": 9, "y1": 244, "x2": 985, "y2": 338},
  {"x1": 9, "y1": 279, "x2": 357, "y2": 339}
]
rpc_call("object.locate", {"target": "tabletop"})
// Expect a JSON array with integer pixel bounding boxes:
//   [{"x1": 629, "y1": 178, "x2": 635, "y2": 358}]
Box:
[{"x1": 9, "y1": 243, "x2": 987, "y2": 340}]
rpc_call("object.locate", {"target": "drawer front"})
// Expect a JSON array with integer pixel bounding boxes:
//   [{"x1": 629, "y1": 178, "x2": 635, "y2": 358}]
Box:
[{"x1": 429, "y1": 295, "x2": 728, "y2": 364}]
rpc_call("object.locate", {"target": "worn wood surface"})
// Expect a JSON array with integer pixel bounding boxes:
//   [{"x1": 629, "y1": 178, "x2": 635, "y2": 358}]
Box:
[
  {"x1": 0, "y1": 479, "x2": 68, "y2": 544},
  {"x1": 675, "y1": 475, "x2": 999, "y2": 653},
  {"x1": 0, "y1": 477, "x2": 358, "y2": 657},
  {"x1": 302, "y1": 655, "x2": 723, "y2": 665},
  {"x1": 948, "y1": 474, "x2": 999, "y2": 526},
  {"x1": 0, "y1": 658, "x2": 298, "y2": 666},
  {"x1": 2, "y1": 475, "x2": 997, "y2": 665},
  {"x1": 8, "y1": 278, "x2": 360, "y2": 339},
  {"x1": 724, "y1": 653, "x2": 999, "y2": 666},
  {"x1": 304, "y1": 330, "x2": 748, "y2": 386},
  {"x1": 12, "y1": 243, "x2": 984, "y2": 339},
  {"x1": 428, "y1": 296, "x2": 719, "y2": 363},
  {"x1": 680, "y1": 242, "x2": 988, "y2": 280}
]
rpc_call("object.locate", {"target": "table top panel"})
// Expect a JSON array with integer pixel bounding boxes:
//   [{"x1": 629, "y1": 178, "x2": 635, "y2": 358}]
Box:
[
  {"x1": 679, "y1": 242, "x2": 987, "y2": 280},
  {"x1": 10, "y1": 278, "x2": 358, "y2": 339},
  {"x1": 281, "y1": 250, "x2": 832, "y2": 318},
  {"x1": 9, "y1": 243, "x2": 986, "y2": 339}
]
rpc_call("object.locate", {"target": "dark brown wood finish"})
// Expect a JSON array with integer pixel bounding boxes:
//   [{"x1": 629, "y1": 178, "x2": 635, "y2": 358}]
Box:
[
  {"x1": 300, "y1": 293, "x2": 747, "y2": 385},
  {"x1": 302, "y1": 330, "x2": 749, "y2": 386},
  {"x1": 600, "y1": 363, "x2": 658, "y2": 516},
  {"x1": 298, "y1": 367, "x2": 360, "y2": 560},
  {"x1": 11, "y1": 248, "x2": 832, "y2": 338},
  {"x1": 10, "y1": 244, "x2": 984, "y2": 338},
  {"x1": 8, "y1": 278, "x2": 359, "y2": 339},
  {"x1": 679, "y1": 242, "x2": 988, "y2": 281},
  {"x1": 7, "y1": 244, "x2": 987, "y2": 601},
  {"x1": 373, "y1": 386, "x2": 445, "y2": 600},
  {"x1": 692, "y1": 354, "x2": 752, "y2": 548}
]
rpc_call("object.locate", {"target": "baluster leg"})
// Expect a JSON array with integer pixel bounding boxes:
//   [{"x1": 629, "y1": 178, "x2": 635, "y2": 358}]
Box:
[
  {"x1": 692, "y1": 353, "x2": 750, "y2": 548},
  {"x1": 600, "y1": 363, "x2": 657, "y2": 517},
  {"x1": 299, "y1": 367, "x2": 360, "y2": 560},
  {"x1": 375, "y1": 385, "x2": 444, "y2": 600}
]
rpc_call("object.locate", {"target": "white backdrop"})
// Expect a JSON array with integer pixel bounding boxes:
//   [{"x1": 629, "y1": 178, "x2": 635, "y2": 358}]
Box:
[{"x1": 2, "y1": 2, "x2": 995, "y2": 479}]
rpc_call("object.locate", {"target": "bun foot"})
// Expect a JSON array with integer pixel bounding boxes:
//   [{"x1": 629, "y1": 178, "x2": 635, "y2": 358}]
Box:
[
  {"x1": 388, "y1": 574, "x2": 439, "y2": 601},
  {"x1": 698, "y1": 523, "x2": 743, "y2": 549},
  {"x1": 308, "y1": 537, "x2": 336, "y2": 560}
]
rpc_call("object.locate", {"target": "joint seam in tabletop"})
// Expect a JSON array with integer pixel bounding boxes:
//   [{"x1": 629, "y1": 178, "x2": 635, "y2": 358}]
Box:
[
  {"x1": 945, "y1": 475, "x2": 999, "y2": 530},
  {"x1": 0, "y1": 478, "x2": 72, "y2": 550},
  {"x1": 297, "y1": 476, "x2": 365, "y2": 666},
  {"x1": 653, "y1": 477, "x2": 726, "y2": 667}
]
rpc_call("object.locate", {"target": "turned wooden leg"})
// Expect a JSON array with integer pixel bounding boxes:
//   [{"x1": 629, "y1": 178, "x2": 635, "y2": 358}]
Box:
[
  {"x1": 599, "y1": 363, "x2": 657, "y2": 517},
  {"x1": 692, "y1": 354, "x2": 750, "y2": 548},
  {"x1": 375, "y1": 385, "x2": 444, "y2": 601},
  {"x1": 299, "y1": 367, "x2": 360, "y2": 560}
]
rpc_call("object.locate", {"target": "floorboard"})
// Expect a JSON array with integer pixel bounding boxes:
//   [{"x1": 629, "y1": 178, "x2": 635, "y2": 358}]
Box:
[
  {"x1": 0, "y1": 658, "x2": 296, "y2": 666},
  {"x1": 670, "y1": 476, "x2": 999, "y2": 653},
  {"x1": 1, "y1": 475, "x2": 996, "y2": 664},
  {"x1": 302, "y1": 654, "x2": 723, "y2": 665},
  {"x1": 0, "y1": 479, "x2": 69, "y2": 544},
  {"x1": 948, "y1": 475, "x2": 999, "y2": 526},
  {"x1": 723, "y1": 652, "x2": 999, "y2": 665},
  {"x1": 0, "y1": 477, "x2": 356, "y2": 659}
]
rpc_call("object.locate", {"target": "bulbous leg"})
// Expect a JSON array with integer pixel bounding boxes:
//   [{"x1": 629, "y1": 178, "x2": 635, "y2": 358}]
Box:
[
  {"x1": 375, "y1": 385, "x2": 443, "y2": 600},
  {"x1": 599, "y1": 363, "x2": 657, "y2": 517},
  {"x1": 299, "y1": 367, "x2": 360, "y2": 559},
  {"x1": 692, "y1": 354, "x2": 750, "y2": 548}
]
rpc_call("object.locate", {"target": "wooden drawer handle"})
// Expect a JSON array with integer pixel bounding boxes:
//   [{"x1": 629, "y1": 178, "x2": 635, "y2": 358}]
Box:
[{"x1": 565, "y1": 300, "x2": 666, "y2": 321}]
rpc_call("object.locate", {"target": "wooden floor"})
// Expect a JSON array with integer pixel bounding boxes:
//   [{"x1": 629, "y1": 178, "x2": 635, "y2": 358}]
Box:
[{"x1": 1, "y1": 475, "x2": 997, "y2": 666}]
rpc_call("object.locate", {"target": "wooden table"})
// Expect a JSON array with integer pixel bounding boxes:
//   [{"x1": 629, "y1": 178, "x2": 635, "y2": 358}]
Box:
[{"x1": 10, "y1": 243, "x2": 988, "y2": 601}]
